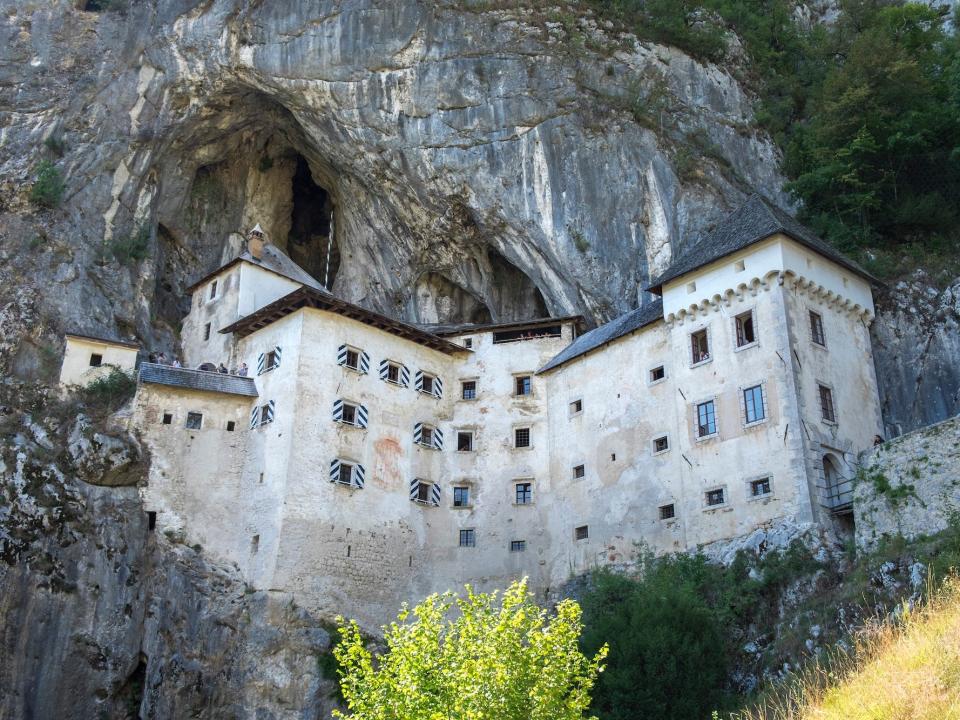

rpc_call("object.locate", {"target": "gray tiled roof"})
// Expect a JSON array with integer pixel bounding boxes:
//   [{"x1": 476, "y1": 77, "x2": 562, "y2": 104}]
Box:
[
  {"x1": 243, "y1": 245, "x2": 327, "y2": 292},
  {"x1": 647, "y1": 195, "x2": 877, "y2": 291},
  {"x1": 139, "y1": 363, "x2": 259, "y2": 397},
  {"x1": 537, "y1": 299, "x2": 663, "y2": 374}
]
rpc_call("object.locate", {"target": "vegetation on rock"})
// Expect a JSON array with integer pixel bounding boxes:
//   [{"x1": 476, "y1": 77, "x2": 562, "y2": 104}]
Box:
[{"x1": 29, "y1": 160, "x2": 65, "y2": 209}]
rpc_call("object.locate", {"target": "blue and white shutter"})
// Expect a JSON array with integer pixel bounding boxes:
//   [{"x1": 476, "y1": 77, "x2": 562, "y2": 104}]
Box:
[
  {"x1": 249, "y1": 405, "x2": 260, "y2": 430},
  {"x1": 409, "y1": 478, "x2": 420, "y2": 502},
  {"x1": 430, "y1": 483, "x2": 441, "y2": 507},
  {"x1": 264, "y1": 400, "x2": 275, "y2": 424},
  {"x1": 378, "y1": 359, "x2": 388, "y2": 381},
  {"x1": 353, "y1": 464, "x2": 365, "y2": 489},
  {"x1": 357, "y1": 404, "x2": 369, "y2": 429},
  {"x1": 337, "y1": 344, "x2": 348, "y2": 367},
  {"x1": 433, "y1": 427, "x2": 444, "y2": 451},
  {"x1": 413, "y1": 422, "x2": 423, "y2": 445},
  {"x1": 433, "y1": 376, "x2": 443, "y2": 399},
  {"x1": 400, "y1": 364, "x2": 410, "y2": 387},
  {"x1": 359, "y1": 351, "x2": 370, "y2": 374},
  {"x1": 256, "y1": 353, "x2": 266, "y2": 375},
  {"x1": 329, "y1": 459, "x2": 341, "y2": 483},
  {"x1": 332, "y1": 399, "x2": 344, "y2": 423},
  {"x1": 272, "y1": 346, "x2": 282, "y2": 369},
  {"x1": 414, "y1": 370, "x2": 423, "y2": 392}
]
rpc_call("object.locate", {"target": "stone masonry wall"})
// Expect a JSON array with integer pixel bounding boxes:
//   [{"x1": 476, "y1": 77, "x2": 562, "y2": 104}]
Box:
[{"x1": 854, "y1": 414, "x2": 960, "y2": 549}]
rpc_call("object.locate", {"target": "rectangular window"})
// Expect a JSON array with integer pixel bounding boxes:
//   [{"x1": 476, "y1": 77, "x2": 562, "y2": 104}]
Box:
[
  {"x1": 650, "y1": 365, "x2": 665, "y2": 382},
  {"x1": 89, "y1": 353, "x2": 103, "y2": 367},
  {"x1": 510, "y1": 540, "x2": 526, "y2": 552},
  {"x1": 416, "y1": 482, "x2": 432, "y2": 504},
  {"x1": 810, "y1": 311, "x2": 826, "y2": 346},
  {"x1": 344, "y1": 348, "x2": 359, "y2": 370},
  {"x1": 162, "y1": 412, "x2": 173, "y2": 425},
  {"x1": 453, "y1": 486, "x2": 470, "y2": 507},
  {"x1": 569, "y1": 398, "x2": 583, "y2": 415},
  {"x1": 696, "y1": 400, "x2": 717, "y2": 438},
  {"x1": 463, "y1": 338, "x2": 473, "y2": 349},
  {"x1": 735, "y1": 311, "x2": 756, "y2": 347},
  {"x1": 743, "y1": 385, "x2": 765, "y2": 424},
  {"x1": 421, "y1": 374, "x2": 435, "y2": 394},
  {"x1": 185, "y1": 412, "x2": 203, "y2": 430},
  {"x1": 260, "y1": 403, "x2": 274, "y2": 425},
  {"x1": 341, "y1": 403, "x2": 357, "y2": 425},
  {"x1": 459, "y1": 529, "x2": 476, "y2": 547},
  {"x1": 226, "y1": 421, "x2": 236, "y2": 432},
  {"x1": 654, "y1": 435, "x2": 669, "y2": 453},
  {"x1": 203, "y1": 323, "x2": 211, "y2": 341},
  {"x1": 209, "y1": 280, "x2": 218, "y2": 299},
  {"x1": 819, "y1": 384, "x2": 836, "y2": 423},
  {"x1": 572, "y1": 464, "x2": 585, "y2": 480},
  {"x1": 691, "y1": 329, "x2": 710, "y2": 364},
  {"x1": 514, "y1": 427, "x2": 531, "y2": 448},
  {"x1": 659, "y1": 503, "x2": 675, "y2": 520},
  {"x1": 265, "y1": 350, "x2": 278, "y2": 371},
  {"x1": 575, "y1": 525, "x2": 589, "y2": 541},
  {"x1": 750, "y1": 477, "x2": 772, "y2": 497},
  {"x1": 461, "y1": 380, "x2": 477, "y2": 400},
  {"x1": 515, "y1": 482, "x2": 533, "y2": 505},
  {"x1": 457, "y1": 431, "x2": 474, "y2": 452},
  {"x1": 420, "y1": 426, "x2": 434, "y2": 447},
  {"x1": 339, "y1": 463, "x2": 354, "y2": 486},
  {"x1": 386, "y1": 363, "x2": 400, "y2": 384},
  {"x1": 706, "y1": 488, "x2": 725, "y2": 507},
  {"x1": 515, "y1": 375, "x2": 532, "y2": 396}
]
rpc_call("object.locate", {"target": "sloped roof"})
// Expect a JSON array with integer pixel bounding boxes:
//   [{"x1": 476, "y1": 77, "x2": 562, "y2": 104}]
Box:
[
  {"x1": 646, "y1": 195, "x2": 877, "y2": 292},
  {"x1": 537, "y1": 299, "x2": 663, "y2": 374},
  {"x1": 139, "y1": 363, "x2": 259, "y2": 397},
  {"x1": 419, "y1": 316, "x2": 585, "y2": 337},
  {"x1": 186, "y1": 244, "x2": 327, "y2": 293},
  {"x1": 65, "y1": 332, "x2": 140, "y2": 349}
]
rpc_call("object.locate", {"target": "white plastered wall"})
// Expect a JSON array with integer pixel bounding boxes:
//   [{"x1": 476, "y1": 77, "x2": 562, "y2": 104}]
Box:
[{"x1": 60, "y1": 338, "x2": 138, "y2": 386}]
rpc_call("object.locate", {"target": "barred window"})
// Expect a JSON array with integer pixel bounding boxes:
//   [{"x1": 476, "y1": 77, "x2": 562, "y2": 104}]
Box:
[
  {"x1": 459, "y1": 529, "x2": 476, "y2": 547},
  {"x1": 514, "y1": 427, "x2": 531, "y2": 448},
  {"x1": 706, "y1": 488, "x2": 725, "y2": 507},
  {"x1": 659, "y1": 504, "x2": 675, "y2": 520},
  {"x1": 810, "y1": 311, "x2": 826, "y2": 346}
]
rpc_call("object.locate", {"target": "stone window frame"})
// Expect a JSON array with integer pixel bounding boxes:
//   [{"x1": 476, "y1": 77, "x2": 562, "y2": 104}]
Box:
[
  {"x1": 416, "y1": 422, "x2": 440, "y2": 449},
  {"x1": 335, "y1": 397, "x2": 363, "y2": 428},
  {"x1": 693, "y1": 396, "x2": 720, "y2": 441},
  {"x1": 460, "y1": 377, "x2": 479, "y2": 401},
  {"x1": 652, "y1": 433, "x2": 671, "y2": 456},
  {"x1": 512, "y1": 425, "x2": 533, "y2": 450},
  {"x1": 739, "y1": 380, "x2": 769, "y2": 428},
  {"x1": 732, "y1": 306, "x2": 759, "y2": 352},
  {"x1": 452, "y1": 484, "x2": 472, "y2": 509},
  {"x1": 745, "y1": 473, "x2": 774, "y2": 501},
  {"x1": 411, "y1": 478, "x2": 437, "y2": 506},
  {"x1": 808, "y1": 306, "x2": 828, "y2": 350},
  {"x1": 647, "y1": 364, "x2": 667, "y2": 386},
  {"x1": 382, "y1": 359, "x2": 404, "y2": 387},
  {"x1": 702, "y1": 484, "x2": 729, "y2": 511},
  {"x1": 509, "y1": 540, "x2": 527, "y2": 552},
  {"x1": 513, "y1": 479, "x2": 534, "y2": 506},
  {"x1": 456, "y1": 428, "x2": 476, "y2": 453},
  {"x1": 568, "y1": 397, "x2": 584, "y2": 418},
  {"x1": 342, "y1": 345, "x2": 363, "y2": 373},
  {"x1": 658, "y1": 503, "x2": 676, "y2": 521},
  {"x1": 689, "y1": 324, "x2": 713, "y2": 368},
  {"x1": 513, "y1": 373, "x2": 534, "y2": 398},
  {"x1": 574, "y1": 524, "x2": 589, "y2": 541},
  {"x1": 817, "y1": 381, "x2": 837, "y2": 425},
  {"x1": 418, "y1": 370, "x2": 439, "y2": 396},
  {"x1": 458, "y1": 528, "x2": 476, "y2": 548},
  {"x1": 185, "y1": 411, "x2": 203, "y2": 430}
]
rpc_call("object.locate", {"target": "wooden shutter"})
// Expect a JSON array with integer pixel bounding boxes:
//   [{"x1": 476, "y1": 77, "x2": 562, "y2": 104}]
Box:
[
  {"x1": 353, "y1": 464, "x2": 365, "y2": 489},
  {"x1": 414, "y1": 370, "x2": 423, "y2": 392},
  {"x1": 433, "y1": 427, "x2": 444, "y2": 451},
  {"x1": 332, "y1": 399, "x2": 343, "y2": 423},
  {"x1": 413, "y1": 422, "x2": 423, "y2": 445},
  {"x1": 357, "y1": 404, "x2": 369, "y2": 429},
  {"x1": 264, "y1": 400, "x2": 275, "y2": 423},
  {"x1": 249, "y1": 405, "x2": 260, "y2": 430},
  {"x1": 378, "y1": 359, "x2": 388, "y2": 381},
  {"x1": 433, "y1": 376, "x2": 443, "y2": 399},
  {"x1": 256, "y1": 353, "x2": 266, "y2": 375},
  {"x1": 359, "y1": 351, "x2": 370, "y2": 374},
  {"x1": 273, "y1": 346, "x2": 282, "y2": 369},
  {"x1": 400, "y1": 364, "x2": 410, "y2": 387},
  {"x1": 337, "y1": 344, "x2": 348, "y2": 367},
  {"x1": 430, "y1": 483, "x2": 441, "y2": 507},
  {"x1": 329, "y1": 459, "x2": 341, "y2": 483},
  {"x1": 409, "y1": 478, "x2": 420, "y2": 502}
]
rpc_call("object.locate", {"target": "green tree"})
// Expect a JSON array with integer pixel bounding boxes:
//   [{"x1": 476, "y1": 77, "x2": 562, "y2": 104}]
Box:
[
  {"x1": 332, "y1": 578, "x2": 607, "y2": 720},
  {"x1": 29, "y1": 159, "x2": 65, "y2": 208}
]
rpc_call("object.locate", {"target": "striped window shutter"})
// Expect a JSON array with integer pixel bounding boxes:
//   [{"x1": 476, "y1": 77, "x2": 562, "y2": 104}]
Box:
[
  {"x1": 357, "y1": 404, "x2": 369, "y2": 429},
  {"x1": 249, "y1": 405, "x2": 260, "y2": 430},
  {"x1": 433, "y1": 376, "x2": 443, "y2": 399},
  {"x1": 264, "y1": 400, "x2": 275, "y2": 423},
  {"x1": 337, "y1": 344, "x2": 347, "y2": 367},
  {"x1": 400, "y1": 364, "x2": 410, "y2": 387},
  {"x1": 332, "y1": 399, "x2": 344, "y2": 423},
  {"x1": 414, "y1": 370, "x2": 423, "y2": 392},
  {"x1": 378, "y1": 359, "x2": 388, "y2": 381},
  {"x1": 353, "y1": 464, "x2": 365, "y2": 489},
  {"x1": 430, "y1": 483, "x2": 441, "y2": 507},
  {"x1": 256, "y1": 353, "x2": 266, "y2": 375},
  {"x1": 409, "y1": 478, "x2": 420, "y2": 502},
  {"x1": 413, "y1": 422, "x2": 423, "y2": 445},
  {"x1": 273, "y1": 346, "x2": 282, "y2": 368},
  {"x1": 329, "y1": 459, "x2": 340, "y2": 483},
  {"x1": 359, "y1": 351, "x2": 370, "y2": 374},
  {"x1": 433, "y1": 427, "x2": 444, "y2": 451}
]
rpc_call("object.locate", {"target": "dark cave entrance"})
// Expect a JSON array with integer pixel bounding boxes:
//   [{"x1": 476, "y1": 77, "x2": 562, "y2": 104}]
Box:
[{"x1": 287, "y1": 155, "x2": 338, "y2": 289}]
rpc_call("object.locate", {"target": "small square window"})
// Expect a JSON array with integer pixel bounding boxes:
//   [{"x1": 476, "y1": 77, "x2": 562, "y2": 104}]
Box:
[
  {"x1": 453, "y1": 486, "x2": 470, "y2": 507},
  {"x1": 265, "y1": 350, "x2": 278, "y2": 371},
  {"x1": 750, "y1": 477, "x2": 772, "y2": 497},
  {"x1": 260, "y1": 404, "x2": 273, "y2": 425},
  {"x1": 659, "y1": 503, "x2": 675, "y2": 520},
  {"x1": 569, "y1": 398, "x2": 583, "y2": 415},
  {"x1": 575, "y1": 525, "x2": 589, "y2": 541},
  {"x1": 459, "y1": 529, "x2": 476, "y2": 547},
  {"x1": 209, "y1": 280, "x2": 218, "y2": 299},
  {"x1": 416, "y1": 482, "x2": 432, "y2": 504},
  {"x1": 705, "y1": 488, "x2": 725, "y2": 507},
  {"x1": 185, "y1": 412, "x2": 203, "y2": 430},
  {"x1": 161, "y1": 412, "x2": 173, "y2": 425},
  {"x1": 515, "y1": 375, "x2": 532, "y2": 396},
  {"x1": 810, "y1": 311, "x2": 826, "y2": 347},
  {"x1": 743, "y1": 385, "x2": 765, "y2": 424},
  {"x1": 461, "y1": 381, "x2": 477, "y2": 400},
  {"x1": 654, "y1": 435, "x2": 669, "y2": 453},
  {"x1": 510, "y1": 540, "x2": 526, "y2": 552},
  {"x1": 421, "y1": 426, "x2": 434, "y2": 446},
  {"x1": 463, "y1": 338, "x2": 473, "y2": 349},
  {"x1": 226, "y1": 421, "x2": 236, "y2": 432},
  {"x1": 344, "y1": 349, "x2": 359, "y2": 370},
  {"x1": 696, "y1": 400, "x2": 717, "y2": 438},
  {"x1": 457, "y1": 431, "x2": 474, "y2": 452},
  {"x1": 421, "y1": 374, "x2": 435, "y2": 394},
  {"x1": 341, "y1": 403, "x2": 357, "y2": 425},
  {"x1": 203, "y1": 323, "x2": 211, "y2": 341},
  {"x1": 650, "y1": 365, "x2": 665, "y2": 383},
  {"x1": 89, "y1": 353, "x2": 103, "y2": 367},
  {"x1": 735, "y1": 311, "x2": 756, "y2": 347},
  {"x1": 515, "y1": 482, "x2": 533, "y2": 505},
  {"x1": 386, "y1": 363, "x2": 400, "y2": 383},
  {"x1": 691, "y1": 329, "x2": 710, "y2": 364},
  {"x1": 572, "y1": 464, "x2": 585, "y2": 480},
  {"x1": 819, "y1": 384, "x2": 836, "y2": 423},
  {"x1": 514, "y1": 427, "x2": 531, "y2": 448}
]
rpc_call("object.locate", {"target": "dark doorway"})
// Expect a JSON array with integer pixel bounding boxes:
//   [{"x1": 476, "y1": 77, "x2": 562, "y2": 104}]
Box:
[{"x1": 287, "y1": 156, "x2": 338, "y2": 288}]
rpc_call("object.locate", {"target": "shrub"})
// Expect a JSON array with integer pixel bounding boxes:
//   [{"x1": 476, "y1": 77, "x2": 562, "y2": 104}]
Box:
[
  {"x1": 81, "y1": 366, "x2": 136, "y2": 414},
  {"x1": 110, "y1": 224, "x2": 151, "y2": 265},
  {"x1": 29, "y1": 160, "x2": 65, "y2": 208},
  {"x1": 43, "y1": 135, "x2": 66, "y2": 157}
]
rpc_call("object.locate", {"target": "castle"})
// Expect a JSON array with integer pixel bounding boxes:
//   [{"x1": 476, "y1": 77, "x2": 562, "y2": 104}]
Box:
[{"x1": 69, "y1": 196, "x2": 883, "y2": 628}]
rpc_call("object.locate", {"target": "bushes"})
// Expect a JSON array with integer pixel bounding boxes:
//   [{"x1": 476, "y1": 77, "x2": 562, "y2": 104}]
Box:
[
  {"x1": 81, "y1": 366, "x2": 137, "y2": 414},
  {"x1": 109, "y1": 224, "x2": 151, "y2": 265},
  {"x1": 30, "y1": 160, "x2": 65, "y2": 208}
]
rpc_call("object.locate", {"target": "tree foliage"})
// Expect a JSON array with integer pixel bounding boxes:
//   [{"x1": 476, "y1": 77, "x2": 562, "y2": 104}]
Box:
[
  {"x1": 332, "y1": 578, "x2": 607, "y2": 720},
  {"x1": 29, "y1": 159, "x2": 65, "y2": 208}
]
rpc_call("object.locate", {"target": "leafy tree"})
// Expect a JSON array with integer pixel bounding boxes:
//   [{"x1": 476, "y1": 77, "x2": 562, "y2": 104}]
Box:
[{"x1": 332, "y1": 578, "x2": 607, "y2": 720}]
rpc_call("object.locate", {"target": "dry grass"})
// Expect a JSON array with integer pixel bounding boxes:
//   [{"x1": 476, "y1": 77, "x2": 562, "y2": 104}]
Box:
[{"x1": 733, "y1": 575, "x2": 960, "y2": 720}]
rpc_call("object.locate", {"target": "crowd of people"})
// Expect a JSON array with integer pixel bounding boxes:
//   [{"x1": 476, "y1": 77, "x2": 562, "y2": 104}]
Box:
[{"x1": 148, "y1": 352, "x2": 248, "y2": 377}]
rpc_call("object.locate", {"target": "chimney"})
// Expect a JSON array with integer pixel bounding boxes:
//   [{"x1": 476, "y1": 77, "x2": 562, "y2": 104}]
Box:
[{"x1": 248, "y1": 223, "x2": 266, "y2": 260}]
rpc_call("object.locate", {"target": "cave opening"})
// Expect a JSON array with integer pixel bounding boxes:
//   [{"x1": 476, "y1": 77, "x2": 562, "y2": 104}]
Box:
[{"x1": 287, "y1": 155, "x2": 339, "y2": 289}]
